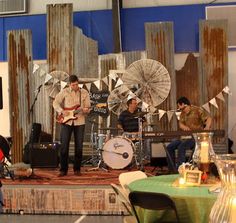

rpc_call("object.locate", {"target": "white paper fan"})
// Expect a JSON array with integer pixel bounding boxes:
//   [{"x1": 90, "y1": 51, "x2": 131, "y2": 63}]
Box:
[{"x1": 122, "y1": 59, "x2": 171, "y2": 107}]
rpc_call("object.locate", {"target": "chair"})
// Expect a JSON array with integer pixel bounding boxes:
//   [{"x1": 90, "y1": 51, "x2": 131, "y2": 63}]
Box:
[
  {"x1": 129, "y1": 191, "x2": 180, "y2": 223},
  {"x1": 110, "y1": 183, "x2": 137, "y2": 223},
  {"x1": 119, "y1": 171, "x2": 147, "y2": 198}
]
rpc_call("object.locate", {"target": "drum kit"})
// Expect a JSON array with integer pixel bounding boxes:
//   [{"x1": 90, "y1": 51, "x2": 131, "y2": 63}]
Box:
[{"x1": 87, "y1": 113, "x2": 147, "y2": 171}]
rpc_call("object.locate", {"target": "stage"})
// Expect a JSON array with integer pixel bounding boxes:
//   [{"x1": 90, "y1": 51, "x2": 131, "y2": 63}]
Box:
[{"x1": 0, "y1": 165, "x2": 162, "y2": 215}]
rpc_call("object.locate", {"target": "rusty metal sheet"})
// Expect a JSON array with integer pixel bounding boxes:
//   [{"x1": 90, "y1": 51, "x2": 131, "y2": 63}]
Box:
[
  {"x1": 74, "y1": 27, "x2": 98, "y2": 78},
  {"x1": 176, "y1": 53, "x2": 200, "y2": 106},
  {"x1": 47, "y1": 3, "x2": 73, "y2": 74},
  {"x1": 122, "y1": 51, "x2": 146, "y2": 67},
  {"x1": 145, "y1": 22, "x2": 176, "y2": 131},
  {"x1": 8, "y1": 29, "x2": 33, "y2": 163},
  {"x1": 199, "y1": 19, "x2": 228, "y2": 150}
]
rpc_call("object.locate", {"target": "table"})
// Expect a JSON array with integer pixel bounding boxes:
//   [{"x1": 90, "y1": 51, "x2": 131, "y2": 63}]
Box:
[{"x1": 128, "y1": 174, "x2": 217, "y2": 223}]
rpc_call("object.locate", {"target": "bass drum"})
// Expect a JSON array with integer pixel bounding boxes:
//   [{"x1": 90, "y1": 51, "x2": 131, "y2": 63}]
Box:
[{"x1": 102, "y1": 136, "x2": 134, "y2": 169}]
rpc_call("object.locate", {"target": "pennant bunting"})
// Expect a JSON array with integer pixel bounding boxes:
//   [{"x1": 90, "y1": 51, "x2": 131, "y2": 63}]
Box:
[
  {"x1": 33, "y1": 64, "x2": 40, "y2": 73},
  {"x1": 115, "y1": 78, "x2": 123, "y2": 88},
  {"x1": 44, "y1": 73, "x2": 53, "y2": 83},
  {"x1": 102, "y1": 77, "x2": 109, "y2": 87},
  {"x1": 94, "y1": 80, "x2": 100, "y2": 89},
  {"x1": 158, "y1": 109, "x2": 166, "y2": 120},
  {"x1": 222, "y1": 86, "x2": 232, "y2": 95},
  {"x1": 142, "y1": 102, "x2": 149, "y2": 110},
  {"x1": 216, "y1": 92, "x2": 225, "y2": 102},
  {"x1": 60, "y1": 81, "x2": 67, "y2": 91},
  {"x1": 175, "y1": 111, "x2": 181, "y2": 120},
  {"x1": 136, "y1": 97, "x2": 142, "y2": 104},
  {"x1": 79, "y1": 84, "x2": 83, "y2": 89},
  {"x1": 109, "y1": 71, "x2": 118, "y2": 81},
  {"x1": 86, "y1": 83, "x2": 92, "y2": 91},
  {"x1": 202, "y1": 103, "x2": 211, "y2": 113},
  {"x1": 209, "y1": 98, "x2": 218, "y2": 109},
  {"x1": 167, "y1": 111, "x2": 174, "y2": 122}
]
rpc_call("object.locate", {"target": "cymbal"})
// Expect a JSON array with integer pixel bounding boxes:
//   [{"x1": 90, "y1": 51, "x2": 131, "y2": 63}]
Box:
[{"x1": 99, "y1": 127, "x2": 119, "y2": 131}]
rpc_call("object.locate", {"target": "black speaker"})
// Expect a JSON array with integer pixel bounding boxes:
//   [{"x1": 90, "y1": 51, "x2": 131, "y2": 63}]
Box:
[
  {"x1": 150, "y1": 142, "x2": 167, "y2": 167},
  {"x1": 30, "y1": 142, "x2": 59, "y2": 168},
  {"x1": 0, "y1": 77, "x2": 3, "y2": 109},
  {"x1": 30, "y1": 123, "x2": 41, "y2": 143}
]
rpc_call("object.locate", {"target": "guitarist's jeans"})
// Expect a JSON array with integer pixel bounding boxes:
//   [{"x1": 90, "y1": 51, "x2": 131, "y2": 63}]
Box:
[{"x1": 60, "y1": 123, "x2": 85, "y2": 173}]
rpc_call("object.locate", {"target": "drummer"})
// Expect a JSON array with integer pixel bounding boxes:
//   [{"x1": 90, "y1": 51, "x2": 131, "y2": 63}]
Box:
[{"x1": 117, "y1": 98, "x2": 146, "y2": 140}]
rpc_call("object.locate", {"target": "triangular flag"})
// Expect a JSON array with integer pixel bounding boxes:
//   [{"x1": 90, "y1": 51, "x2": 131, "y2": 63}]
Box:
[
  {"x1": 209, "y1": 98, "x2": 219, "y2": 109},
  {"x1": 60, "y1": 81, "x2": 67, "y2": 91},
  {"x1": 142, "y1": 102, "x2": 149, "y2": 110},
  {"x1": 102, "y1": 77, "x2": 109, "y2": 86},
  {"x1": 109, "y1": 71, "x2": 118, "y2": 81},
  {"x1": 79, "y1": 84, "x2": 83, "y2": 88},
  {"x1": 222, "y1": 86, "x2": 232, "y2": 95},
  {"x1": 167, "y1": 111, "x2": 174, "y2": 122},
  {"x1": 33, "y1": 64, "x2": 39, "y2": 73},
  {"x1": 86, "y1": 83, "x2": 91, "y2": 91},
  {"x1": 119, "y1": 85, "x2": 129, "y2": 94},
  {"x1": 127, "y1": 94, "x2": 134, "y2": 101},
  {"x1": 115, "y1": 78, "x2": 123, "y2": 88},
  {"x1": 175, "y1": 111, "x2": 181, "y2": 120},
  {"x1": 136, "y1": 97, "x2": 142, "y2": 104},
  {"x1": 158, "y1": 109, "x2": 166, "y2": 120},
  {"x1": 44, "y1": 73, "x2": 53, "y2": 83},
  {"x1": 202, "y1": 103, "x2": 211, "y2": 113},
  {"x1": 94, "y1": 80, "x2": 100, "y2": 89},
  {"x1": 216, "y1": 92, "x2": 225, "y2": 102}
]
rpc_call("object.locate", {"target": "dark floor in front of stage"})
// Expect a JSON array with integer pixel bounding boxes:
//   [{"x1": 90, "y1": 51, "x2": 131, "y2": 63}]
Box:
[{"x1": 0, "y1": 214, "x2": 124, "y2": 223}]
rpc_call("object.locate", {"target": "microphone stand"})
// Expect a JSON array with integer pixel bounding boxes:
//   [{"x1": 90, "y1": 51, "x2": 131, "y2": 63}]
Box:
[{"x1": 27, "y1": 84, "x2": 43, "y2": 176}]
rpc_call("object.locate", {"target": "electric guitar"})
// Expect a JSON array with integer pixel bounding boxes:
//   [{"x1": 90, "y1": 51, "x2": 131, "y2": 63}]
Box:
[{"x1": 56, "y1": 103, "x2": 107, "y2": 124}]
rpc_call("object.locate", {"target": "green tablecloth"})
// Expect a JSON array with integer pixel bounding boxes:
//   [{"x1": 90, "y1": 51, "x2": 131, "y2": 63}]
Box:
[{"x1": 128, "y1": 174, "x2": 217, "y2": 223}]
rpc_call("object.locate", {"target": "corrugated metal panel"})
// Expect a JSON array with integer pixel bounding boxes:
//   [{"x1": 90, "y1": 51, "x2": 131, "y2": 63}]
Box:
[
  {"x1": 145, "y1": 22, "x2": 176, "y2": 131},
  {"x1": 8, "y1": 29, "x2": 33, "y2": 163},
  {"x1": 176, "y1": 53, "x2": 201, "y2": 106},
  {"x1": 122, "y1": 51, "x2": 146, "y2": 68},
  {"x1": 47, "y1": 3, "x2": 73, "y2": 75},
  {"x1": 74, "y1": 27, "x2": 98, "y2": 78},
  {"x1": 199, "y1": 19, "x2": 228, "y2": 151}
]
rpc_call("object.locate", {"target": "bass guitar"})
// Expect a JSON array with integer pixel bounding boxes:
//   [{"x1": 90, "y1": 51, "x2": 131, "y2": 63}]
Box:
[{"x1": 56, "y1": 103, "x2": 107, "y2": 124}]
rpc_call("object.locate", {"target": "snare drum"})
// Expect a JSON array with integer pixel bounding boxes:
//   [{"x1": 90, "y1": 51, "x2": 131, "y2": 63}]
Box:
[{"x1": 102, "y1": 136, "x2": 134, "y2": 169}]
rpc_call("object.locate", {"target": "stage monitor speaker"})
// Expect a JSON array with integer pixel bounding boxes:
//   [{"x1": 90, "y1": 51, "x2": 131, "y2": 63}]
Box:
[
  {"x1": 150, "y1": 142, "x2": 167, "y2": 167},
  {"x1": 30, "y1": 142, "x2": 59, "y2": 168},
  {"x1": 30, "y1": 123, "x2": 41, "y2": 143},
  {"x1": 0, "y1": 77, "x2": 2, "y2": 109}
]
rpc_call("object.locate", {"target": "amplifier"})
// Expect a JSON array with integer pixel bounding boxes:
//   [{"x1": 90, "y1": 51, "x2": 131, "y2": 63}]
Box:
[
  {"x1": 30, "y1": 142, "x2": 60, "y2": 168},
  {"x1": 150, "y1": 142, "x2": 167, "y2": 167}
]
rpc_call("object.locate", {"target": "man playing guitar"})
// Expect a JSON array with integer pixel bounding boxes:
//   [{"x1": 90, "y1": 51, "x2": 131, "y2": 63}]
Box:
[{"x1": 53, "y1": 75, "x2": 91, "y2": 177}]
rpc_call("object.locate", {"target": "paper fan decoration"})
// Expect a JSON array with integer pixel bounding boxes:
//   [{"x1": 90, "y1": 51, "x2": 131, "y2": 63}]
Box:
[
  {"x1": 107, "y1": 85, "x2": 130, "y2": 115},
  {"x1": 122, "y1": 59, "x2": 171, "y2": 107}
]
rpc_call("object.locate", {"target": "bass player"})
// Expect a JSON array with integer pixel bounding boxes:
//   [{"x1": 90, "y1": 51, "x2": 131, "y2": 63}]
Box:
[{"x1": 53, "y1": 75, "x2": 91, "y2": 177}]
